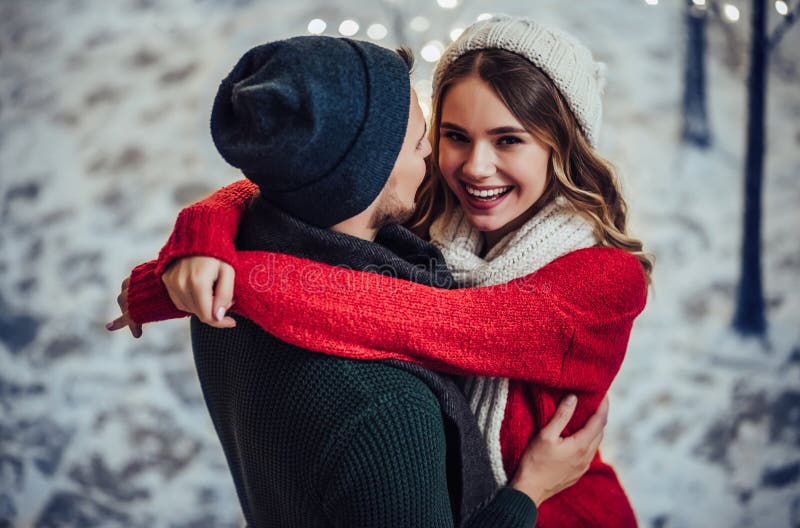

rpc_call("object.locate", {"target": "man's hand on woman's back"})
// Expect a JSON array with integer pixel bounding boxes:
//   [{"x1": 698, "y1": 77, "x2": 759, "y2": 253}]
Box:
[{"x1": 510, "y1": 394, "x2": 609, "y2": 506}]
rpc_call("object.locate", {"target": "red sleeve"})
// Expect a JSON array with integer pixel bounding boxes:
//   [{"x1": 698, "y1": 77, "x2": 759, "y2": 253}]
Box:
[
  {"x1": 230, "y1": 246, "x2": 648, "y2": 391},
  {"x1": 154, "y1": 179, "x2": 259, "y2": 276},
  {"x1": 127, "y1": 259, "x2": 188, "y2": 324},
  {"x1": 126, "y1": 178, "x2": 259, "y2": 325}
]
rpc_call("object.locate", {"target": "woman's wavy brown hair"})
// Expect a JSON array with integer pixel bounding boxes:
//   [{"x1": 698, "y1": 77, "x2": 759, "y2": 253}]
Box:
[{"x1": 407, "y1": 49, "x2": 653, "y2": 283}]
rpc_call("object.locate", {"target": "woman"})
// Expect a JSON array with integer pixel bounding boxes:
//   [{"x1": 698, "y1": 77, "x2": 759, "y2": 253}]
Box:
[{"x1": 114, "y1": 16, "x2": 651, "y2": 527}]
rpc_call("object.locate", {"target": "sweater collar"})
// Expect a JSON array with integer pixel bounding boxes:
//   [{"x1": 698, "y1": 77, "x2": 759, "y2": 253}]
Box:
[{"x1": 235, "y1": 196, "x2": 455, "y2": 289}]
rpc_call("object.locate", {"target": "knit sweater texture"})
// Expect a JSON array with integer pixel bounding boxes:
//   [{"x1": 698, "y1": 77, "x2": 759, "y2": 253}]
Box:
[
  {"x1": 128, "y1": 179, "x2": 648, "y2": 527},
  {"x1": 146, "y1": 195, "x2": 537, "y2": 528},
  {"x1": 429, "y1": 201, "x2": 598, "y2": 488},
  {"x1": 427, "y1": 202, "x2": 639, "y2": 527}
]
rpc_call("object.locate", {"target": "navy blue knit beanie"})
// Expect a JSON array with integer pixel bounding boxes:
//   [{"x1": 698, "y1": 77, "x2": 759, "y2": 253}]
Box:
[{"x1": 210, "y1": 36, "x2": 411, "y2": 228}]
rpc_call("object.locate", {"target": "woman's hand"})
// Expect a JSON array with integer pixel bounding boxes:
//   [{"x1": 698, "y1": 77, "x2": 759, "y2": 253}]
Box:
[
  {"x1": 161, "y1": 256, "x2": 238, "y2": 328},
  {"x1": 510, "y1": 394, "x2": 609, "y2": 506},
  {"x1": 106, "y1": 277, "x2": 143, "y2": 338}
]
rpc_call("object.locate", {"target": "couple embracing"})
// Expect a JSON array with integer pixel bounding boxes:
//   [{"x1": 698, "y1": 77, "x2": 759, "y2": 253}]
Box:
[{"x1": 109, "y1": 14, "x2": 650, "y2": 528}]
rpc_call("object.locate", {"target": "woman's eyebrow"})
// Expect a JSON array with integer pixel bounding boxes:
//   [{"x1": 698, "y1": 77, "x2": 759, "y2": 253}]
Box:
[
  {"x1": 486, "y1": 126, "x2": 529, "y2": 135},
  {"x1": 440, "y1": 122, "x2": 529, "y2": 135},
  {"x1": 440, "y1": 121, "x2": 465, "y2": 132}
]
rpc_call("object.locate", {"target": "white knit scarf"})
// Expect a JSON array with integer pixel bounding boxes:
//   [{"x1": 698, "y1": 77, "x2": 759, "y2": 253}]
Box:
[{"x1": 429, "y1": 198, "x2": 598, "y2": 485}]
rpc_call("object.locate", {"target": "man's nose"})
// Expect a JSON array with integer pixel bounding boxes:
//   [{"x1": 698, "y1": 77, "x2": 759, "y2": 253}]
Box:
[{"x1": 421, "y1": 137, "x2": 432, "y2": 158}]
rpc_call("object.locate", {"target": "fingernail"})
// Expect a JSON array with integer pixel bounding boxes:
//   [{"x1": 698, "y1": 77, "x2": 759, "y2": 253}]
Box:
[
  {"x1": 105, "y1": 322, "x2": 113, "y2": 330},
  {"x1": 216, "y1": 307, "x2": 226, "y2": 321},
  {"x1": 566, "y1": 395, "x2": 578, "y2": 406}
]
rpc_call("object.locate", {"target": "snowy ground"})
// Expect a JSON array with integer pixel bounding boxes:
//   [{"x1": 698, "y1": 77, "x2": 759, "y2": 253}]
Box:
[{"x1": 1, "y1": 0, "x2": 798, "y2": 527}]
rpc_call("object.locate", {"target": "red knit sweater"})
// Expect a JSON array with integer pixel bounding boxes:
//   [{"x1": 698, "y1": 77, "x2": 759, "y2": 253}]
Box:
[{"x1": 128, "y1": 179, "x2": 647, "y2": 527}]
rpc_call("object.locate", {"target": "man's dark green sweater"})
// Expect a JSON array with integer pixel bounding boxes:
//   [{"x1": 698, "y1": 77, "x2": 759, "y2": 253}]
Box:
[{"x1": 190, "y1": 198, "x2": 538, "y2": 527}]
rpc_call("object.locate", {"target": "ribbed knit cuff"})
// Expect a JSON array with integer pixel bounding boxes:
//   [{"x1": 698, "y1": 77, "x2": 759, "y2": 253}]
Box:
[
  {"x1": 498, "y1": 488, "x2": 538, "y2": 526},
  {"x1": 154, "y1": 205, "x2": 240, "y2": 277},
  {"x1": 128, "y1": 260, "x2": 188, "y2": 324},
  {"x1": 465, "y1": 487, "x2": 537, "y2": 528}
]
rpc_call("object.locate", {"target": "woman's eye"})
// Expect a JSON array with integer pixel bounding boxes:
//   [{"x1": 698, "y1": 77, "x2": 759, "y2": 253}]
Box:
[
  {"x1": 497, "y1": 136, "x2": 523, "y2": 145},
  {"x1": 443, "y1": 131, "x2": 468, "y2": 143}
]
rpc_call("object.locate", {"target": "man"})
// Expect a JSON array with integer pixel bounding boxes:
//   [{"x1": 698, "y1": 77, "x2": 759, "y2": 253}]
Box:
[{"x1": 109, "y1": 36, "x2": 606, "y2": 527}]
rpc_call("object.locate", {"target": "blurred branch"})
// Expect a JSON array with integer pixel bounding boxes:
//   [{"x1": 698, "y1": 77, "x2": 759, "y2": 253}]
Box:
[
  {"x1": 706, "y1": 0, "x2": 746, "y2": 71},
  {"x1": 768, "y1": 2, "x2": 799, "y2": 51},
  {"x1": 707, "y1": 0, "x2": 723, "y2": 21}
]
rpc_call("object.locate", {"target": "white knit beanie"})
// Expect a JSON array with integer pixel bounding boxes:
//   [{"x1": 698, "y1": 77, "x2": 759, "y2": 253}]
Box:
[{"x1": 433, "y1": 15, "x2": 606, "y2": 147}]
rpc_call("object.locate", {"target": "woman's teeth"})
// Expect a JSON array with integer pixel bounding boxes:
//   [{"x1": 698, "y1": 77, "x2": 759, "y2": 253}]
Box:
[{"x1": 465, "y1": 184, "x2": 513, "y2": 200}]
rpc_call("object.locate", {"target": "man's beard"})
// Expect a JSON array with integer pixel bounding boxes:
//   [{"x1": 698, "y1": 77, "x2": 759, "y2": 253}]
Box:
[{"x1": 370, "y1": 188, "x2": 415, "y2": 230}]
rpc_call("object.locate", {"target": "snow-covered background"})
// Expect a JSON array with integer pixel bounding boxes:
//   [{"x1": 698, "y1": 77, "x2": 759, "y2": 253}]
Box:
[{"x1": 1, "y1": 0, "x2": 798, "y2": 526}]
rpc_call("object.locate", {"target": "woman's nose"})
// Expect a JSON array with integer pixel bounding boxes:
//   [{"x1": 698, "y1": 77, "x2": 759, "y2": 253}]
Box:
[{"x1": 462, "y1": 143, "x2": 495, "y2": 179}]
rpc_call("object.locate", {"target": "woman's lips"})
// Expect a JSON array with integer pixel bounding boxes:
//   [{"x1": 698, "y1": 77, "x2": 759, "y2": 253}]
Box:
[{"x1": 461, "y1": 182, "x2": 513, "y2": 211}]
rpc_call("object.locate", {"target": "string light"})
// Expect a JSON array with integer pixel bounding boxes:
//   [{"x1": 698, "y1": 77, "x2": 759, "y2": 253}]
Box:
[
  {"x1": 410, "y1": 16, "x2": 431, "y2": 32},
  {"x1": 421, "y1": 40, "x2": 444, "y2": 62},
  {"x1": 775, "y1": 0, "x2": 789, "y2": 15},
  {"x1": 691, "y1": 0, "x2": 707, "y2": 10},
  {"x1": 645, "y1": 0, "x2": 658, "y2": 5},
  {"x1": 723, "y1": 3, "x2": 740, "y2": 21},
  {"x1": 339, "y1": 19, "x2": 359, "y2": 36},
  {"x1": 476, "y1": 13, "x2": 493, "y2": 21},
  {"x1": 437, "y1": 0, "x2": 458, "y2": 8},
  {"x1": 449, "y1": 27, "x2": 464, "y2": 41},
  {"x1": 307, "y1": 19, "x2": 326, "y2": 35},
  {"x1": 367, "y1": 23, "x2": 388, "y2": 40}
]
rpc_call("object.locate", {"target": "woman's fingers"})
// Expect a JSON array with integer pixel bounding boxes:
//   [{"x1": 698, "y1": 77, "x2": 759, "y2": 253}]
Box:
[
  {"x1": 162, "y1": 263, "x2": 188, "y2": 312},
  {"x1": 107, "y1": 276, "x2": 143, "y2": 338},
  {"x1": 213, "y1": 263, "x2": 237, "y2": 328},
  {"x1": 105, "y1": 314, "x2": 141, "y2": 337},
  {"x1": 162, "y1": 257, "x2": 238, "y2": 328},
  {"x1": 106, "y1": 315, "x2": 129, "y2": 331},
  {"x1": 188, "y1": 264, "x2": 235, "y2": 329},
  {"x1": 106, "y1": 312, "x2": 142, "y2": 338}
]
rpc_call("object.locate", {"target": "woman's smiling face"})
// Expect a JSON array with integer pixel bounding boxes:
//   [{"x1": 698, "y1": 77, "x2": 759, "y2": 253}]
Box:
[{"x1": 438, "y1": 75, "x2": 552, "y2": 240}]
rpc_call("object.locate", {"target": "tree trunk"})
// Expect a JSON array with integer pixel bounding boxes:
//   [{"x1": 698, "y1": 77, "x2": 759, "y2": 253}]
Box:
[
  {"x1": 682, "y1": 0, "x2": 711, "y2": 147},
  {"x1": 733, "y1": 0, "x2": 767, "y2": 335}
]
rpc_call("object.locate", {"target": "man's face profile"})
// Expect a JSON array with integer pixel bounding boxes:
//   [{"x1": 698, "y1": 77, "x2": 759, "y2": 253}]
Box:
[{"x1": 371, "y1": 87, "x2": 431, "y2": 229}]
